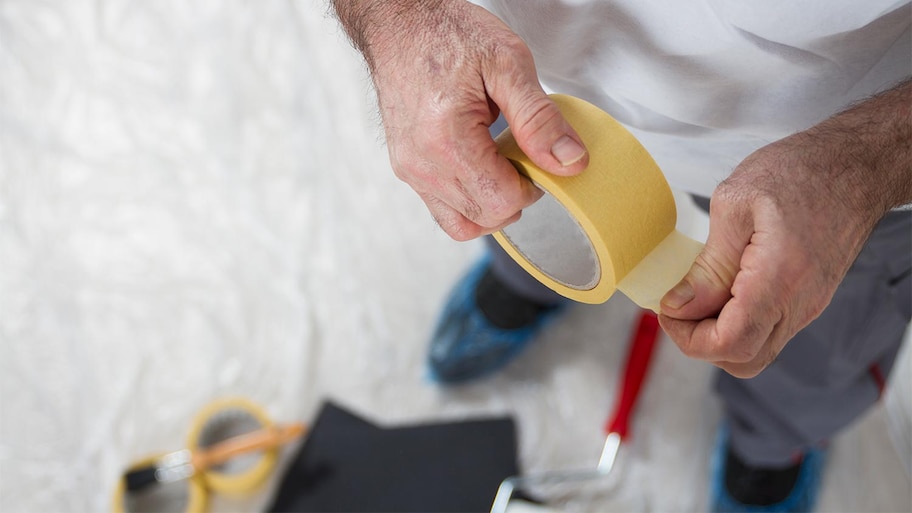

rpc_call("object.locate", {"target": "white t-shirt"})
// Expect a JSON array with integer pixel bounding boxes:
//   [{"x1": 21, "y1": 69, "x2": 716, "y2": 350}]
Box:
[{"x1": 473, "y1": 0, "x2": 911, "y2": 197}]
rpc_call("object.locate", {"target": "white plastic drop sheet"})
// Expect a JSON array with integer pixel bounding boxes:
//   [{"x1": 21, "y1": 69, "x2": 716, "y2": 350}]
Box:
[{"x1": 0, "y1": 2, "x2": 909, "y2": 512}]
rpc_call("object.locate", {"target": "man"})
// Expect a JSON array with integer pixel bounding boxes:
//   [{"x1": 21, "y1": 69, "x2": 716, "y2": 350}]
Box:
[{"x1": 330, "y1": 1, "x2": 911, "y2": 511}]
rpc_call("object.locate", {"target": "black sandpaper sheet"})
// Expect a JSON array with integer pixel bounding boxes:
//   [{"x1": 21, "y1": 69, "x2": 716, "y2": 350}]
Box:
[{"x1": 267, "y1": 401, "x2": 519, "y2": 512}]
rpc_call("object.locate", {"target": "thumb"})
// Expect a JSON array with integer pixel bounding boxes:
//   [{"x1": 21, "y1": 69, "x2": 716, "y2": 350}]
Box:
[
  {"x1": 484, "y1": 46, "x2": 588, "y2": 176},
  {"x1": 661, "y1": 204, "x2": 751, "y2": 320}
]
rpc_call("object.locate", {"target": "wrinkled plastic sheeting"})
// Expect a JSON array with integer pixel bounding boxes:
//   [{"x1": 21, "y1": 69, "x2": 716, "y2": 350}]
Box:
[
  {"x1": 0, "y1": 2, "x2": 346, "y2": 510},
  {"x1": 1, "y1": 2, "x2": 910, "y2": 513}
]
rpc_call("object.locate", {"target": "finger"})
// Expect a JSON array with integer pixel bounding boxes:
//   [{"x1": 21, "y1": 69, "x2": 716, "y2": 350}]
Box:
[
  {"x1": 660, "y1": 261, "x2": 786, "y2": 378},
  {"x1": 661, "y1": 196, "x2": 751, "y2": 319},
  {"x1": 421, "y1": 193, "x2": 486, "y2": 241},
  {"x1": 715, "y1": 348, "x2": 779, "y2": 379},
  {"x1": 479, "y1": 210, "x2": 524, "y2": 236},
  {"x1": 453, "y1": 141, "x2": 545, "y2": 228},
  {"x1": 482, "y1": 39, "x2": 589, "y2": 176},
  {"x1": 656, "y1": 324, "x2": 779, "y2": 379},
  {"x1": 711, "y1": 321, "x2": 785, "y2": 379},
  {"x1": 661, "y1": 288, "x2": 779, "y2": 358},
  {"x1": 708, "y1": 236, "x2": 794, "y2": 377},
  {"x1": 419, "y1": 188, "x2": 527, "y2": 239}
]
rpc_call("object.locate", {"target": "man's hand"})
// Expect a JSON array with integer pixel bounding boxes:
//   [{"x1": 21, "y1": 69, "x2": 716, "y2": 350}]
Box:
[
  {"x1": 660, "y1": 80, "x2": 911, "y2": 378},
  {"x1": 331, "y1": 0, "x2": 589, "y2": 240}
]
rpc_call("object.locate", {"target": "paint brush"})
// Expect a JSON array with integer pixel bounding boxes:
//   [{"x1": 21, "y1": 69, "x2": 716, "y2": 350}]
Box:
[{"x1": 124, "y1": 422, "x2": 306, "y2": 493}]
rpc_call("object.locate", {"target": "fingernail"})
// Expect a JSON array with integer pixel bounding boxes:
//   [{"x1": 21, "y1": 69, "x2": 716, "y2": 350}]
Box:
[
  {"x1": 551, "y1": 135, "x2": 586, "y2": 166},
  {"x1": 663, "y1": 280, "x2": 695, "y2": 310}
]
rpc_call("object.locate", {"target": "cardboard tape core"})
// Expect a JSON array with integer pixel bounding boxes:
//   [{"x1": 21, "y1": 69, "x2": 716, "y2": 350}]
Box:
[{"x1": 500, "y1": 187, "x2": 601, "y2": 291}]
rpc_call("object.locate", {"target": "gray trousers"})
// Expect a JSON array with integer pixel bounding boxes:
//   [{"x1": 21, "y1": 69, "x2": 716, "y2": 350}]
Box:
[{"x1": 486, "y1": 200, "x2": 912, "y2": 467}]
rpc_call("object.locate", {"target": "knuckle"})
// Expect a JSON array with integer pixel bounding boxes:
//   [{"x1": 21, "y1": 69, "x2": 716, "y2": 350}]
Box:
[
  {"x1": 450, "y1": 229, "x2": 479, "y2": 242},
  {"x1": 803, "y1": 293, "x2": 831, "y2": 322},
  {"x1": 761, "y1": 349, "x2": 779, "y2": 370},
  {"x1": 488, "y1": 35, "x2": 534, "y2": 67},
  {"x1": 693, "y1": 251, "x2": 737, "y2": 289},
  {"x1": 460, "y1": 198, "x2": 484, "y2": 225},
  {"x1": 725, "y1": 332, "x2": 764, "y2": 363},
  {"x1": 476, "y1": 189, "x2": 518, "y2": 223},
  {"x1": 722, "y1": 363, "x2": 764, "y2": 379},
  {"x1": 471, "y1": 171, "x2": 501, "y2": 199},
  {"x1": 428, "y1": 199, "x2": 482, "y2": 242},
  {"x1": 390, "y1": 160, "x2": 413, "y2": 183},
  {"x1": 675, "y1": 334, "x2": 706, "y2": 361},
  {"x1": 464, "y1": 168, "x2": 524, "y2": 226},
  {"x1": 727, "y1": 343, "x2": 760, "y2": 364},
  {"x1": 389, "y1": 142, "x2": 430, "y2": 184},
  {"x1": 445, "y1": 219, "x2": 481, "y2": 242},
  {"x1": 387, "y1": 146, "x2": 409, "y2": 181},
  {"x1": 447, "y1": 179, "x2": 481, "y2": 223},
  {"x1": 714, "y1": 321, "x2": 764, "y2": 363},
  {"x1": 512, "y1": 96, "x2": 562, "y2": 137},
  {"x1": 679, "y1": 342, "x2": 703, "y2": 360},
  {"x1": 483, "y1": 200, "x2": 514, "y2": 222},
  {"x1": 669, "y1": 330, "x2": 696, "y2": 356}
]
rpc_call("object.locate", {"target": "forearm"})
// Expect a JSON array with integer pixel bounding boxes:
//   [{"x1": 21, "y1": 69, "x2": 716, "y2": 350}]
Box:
[
  {"x1": 330, "y1": 0, "x2": 451, "y2": 73},
  {"x1": 801, "y1": 78, "x2": 911, "y2": 220}
]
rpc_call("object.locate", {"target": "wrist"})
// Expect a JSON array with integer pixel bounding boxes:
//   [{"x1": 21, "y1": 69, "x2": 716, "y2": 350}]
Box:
[
  {"x1": 803, "y1": 79, "x2": 912, "y2": 218},
  {"x1": 330, "y1": 0, "x2": 455, "y2": 74}
]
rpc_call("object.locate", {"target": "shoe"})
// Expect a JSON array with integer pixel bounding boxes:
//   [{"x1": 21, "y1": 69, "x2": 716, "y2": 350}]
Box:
[
  {"x1": 711, "y1": 424, "x2": 827, "y2": 513},
  {"x1": 427, "y1": 256, "x2": 566, "y2": 384}
]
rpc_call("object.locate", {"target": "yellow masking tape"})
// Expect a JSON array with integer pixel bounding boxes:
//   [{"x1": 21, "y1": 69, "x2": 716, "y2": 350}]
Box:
[
  {"x1": 113, "y1": 397, "x2": 280, "y2": 513},
  {"x1": 186, "y1": 397, "x2": 278, "y2": 496},
  {"x1": 492, "y1": 94, "x2": 703, "y2": 311}
]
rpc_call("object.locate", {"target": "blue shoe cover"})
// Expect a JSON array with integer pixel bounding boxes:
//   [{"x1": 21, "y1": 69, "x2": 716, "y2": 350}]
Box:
[
  {"x1": 427, "y1": 257, "x2": 564, "y2": 384},
  {"x1": 711, "y1": 424, "x2": 827, "y2": 513}
]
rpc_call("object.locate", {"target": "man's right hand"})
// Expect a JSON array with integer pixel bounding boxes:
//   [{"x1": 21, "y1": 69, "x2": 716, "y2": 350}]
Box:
[{"x1": 332, "y1": 0, "x2": 589, "y2": 241}]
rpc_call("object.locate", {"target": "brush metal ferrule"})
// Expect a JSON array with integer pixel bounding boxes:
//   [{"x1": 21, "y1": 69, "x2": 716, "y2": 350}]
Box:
[{"x1": 154, "y1": 449, "x2": 195, "y2": 483}]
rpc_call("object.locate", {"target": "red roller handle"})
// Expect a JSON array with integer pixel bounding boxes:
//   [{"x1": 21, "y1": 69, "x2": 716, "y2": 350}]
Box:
[{"x1": 604, "y1": 310, "x2": 661, "y2": 440}]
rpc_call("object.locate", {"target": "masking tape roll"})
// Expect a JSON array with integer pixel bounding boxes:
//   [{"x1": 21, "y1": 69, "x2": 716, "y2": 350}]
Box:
[
  {"x1": 492, "y1": 94, "x2": 704, "y2": 311},
  {"x1": 113, "y1": 397, "x2": 280, "y2": 513},
  {"x1": 112, "y1": 453, "x2": 208, "y2": 513},
  {"x1": 186, "y1": 397, "x2": 279, "y2": 496}
]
